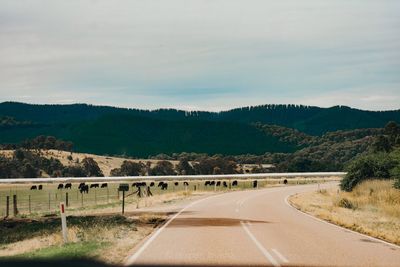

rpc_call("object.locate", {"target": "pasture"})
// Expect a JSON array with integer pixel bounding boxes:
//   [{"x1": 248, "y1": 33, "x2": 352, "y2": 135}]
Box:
[{"x1": 0, "y1": 177, "x2": 334, "y2": 217}]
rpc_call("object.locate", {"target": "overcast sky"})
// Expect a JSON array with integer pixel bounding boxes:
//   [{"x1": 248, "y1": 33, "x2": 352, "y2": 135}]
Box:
[{"x1": 0, "y1": 0, "x2": 399, "y2": 111}]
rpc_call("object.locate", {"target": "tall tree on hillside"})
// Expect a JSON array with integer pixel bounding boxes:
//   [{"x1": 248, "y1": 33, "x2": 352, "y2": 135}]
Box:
[
  {"x1": 82, "y1": 157, "x2": 104, "y2": 177},
  {"x1": 110, "y1": 161, "x2": 145, "y2": 176},
  {"x1": 149, "y1": 161, "x2": 176, "y2": 176},
  {"x1": 176, "y1": 158, "x2": 194, "y2": 175}
]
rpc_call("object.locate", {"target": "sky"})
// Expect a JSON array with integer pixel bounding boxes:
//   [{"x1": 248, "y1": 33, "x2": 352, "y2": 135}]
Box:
[{"x1": 0, "y1": 0, "x2": 399, "y2": 111}]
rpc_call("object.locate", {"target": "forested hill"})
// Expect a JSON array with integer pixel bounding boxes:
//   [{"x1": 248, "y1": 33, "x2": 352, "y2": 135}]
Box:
[{"x1": 0, "y1": 102, "x2": 399, "y2": 157}]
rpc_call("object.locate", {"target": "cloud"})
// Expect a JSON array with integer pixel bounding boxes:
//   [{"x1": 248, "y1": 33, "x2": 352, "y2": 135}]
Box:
[{"x1": 0, "y1": 0, "x2": 399, "y2": 110}]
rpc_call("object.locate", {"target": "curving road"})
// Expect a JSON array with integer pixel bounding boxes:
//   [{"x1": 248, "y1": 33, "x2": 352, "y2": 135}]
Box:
[{"x1": 126, "y1": 183, "x2": 400, "y2": 267}]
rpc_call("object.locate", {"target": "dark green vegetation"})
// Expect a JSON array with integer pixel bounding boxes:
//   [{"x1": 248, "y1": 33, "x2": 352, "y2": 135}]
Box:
[
  {"x1": 341, "y1": 122, "x2": 400, "y2": 191},
  {"x1": 1, "y1": 102, "x2": 399, "y2": 157}
]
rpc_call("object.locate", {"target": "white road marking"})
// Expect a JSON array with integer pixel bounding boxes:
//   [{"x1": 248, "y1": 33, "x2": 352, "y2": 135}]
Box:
[
  {"x1": 272, "y1": 249, "x2": 289, "y2": 263},
  {"x1": 284, "y1": 194, "x2": 400, "y2": 250},
  {"x1": 125, "y1": 194, "x2": 221, "y2": 266},
  {"x1": 240, "y1": 221, "x2": 280, "y2": 267}
]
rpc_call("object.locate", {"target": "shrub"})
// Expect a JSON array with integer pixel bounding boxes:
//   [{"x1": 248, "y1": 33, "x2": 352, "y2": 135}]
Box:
[
  {"x1": 340, "y1": 153, "x2": 395, "y2": 192},
  {"x1": 337, "y1": 198, "x2": 357, "y2": 209}
]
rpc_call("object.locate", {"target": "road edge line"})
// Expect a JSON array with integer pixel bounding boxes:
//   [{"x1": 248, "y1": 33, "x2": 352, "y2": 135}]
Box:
[
  {"x1": 124, "y1": 193, "x2": 223, "y2": 265},
  {"x1": 284, "y1": 193, "x2": 400, "y2": 250}
]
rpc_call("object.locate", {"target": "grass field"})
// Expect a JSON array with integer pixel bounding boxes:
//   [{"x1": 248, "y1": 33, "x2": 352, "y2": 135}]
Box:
[
  {"x1": 0, "y1": 177, "x2": 336, "y2": 217},
  {"x1": 290, "y1": 180, "x2": 400, "y2": 245}
]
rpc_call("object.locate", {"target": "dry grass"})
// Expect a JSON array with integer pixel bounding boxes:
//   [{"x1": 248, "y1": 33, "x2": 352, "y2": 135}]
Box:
[
  {"x1": 290, "y1": 180, "x2": 400, "y2": 245},
  {"x1": 0, "y1": 149, "x2": 179, "y2": 176}
]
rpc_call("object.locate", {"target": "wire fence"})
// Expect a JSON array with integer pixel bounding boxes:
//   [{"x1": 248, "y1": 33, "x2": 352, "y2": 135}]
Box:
[{"x1": 0, "y1": 177, "x2": 333, "y2": 217}]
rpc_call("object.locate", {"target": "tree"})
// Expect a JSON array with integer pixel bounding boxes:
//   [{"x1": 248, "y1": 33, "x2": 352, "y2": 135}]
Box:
[
  {"x1": 149, "y1": 161, "x2": 176, "y2": 176},
  {"x1": 176, "y1": 158, "x2": 194, "y2": 175},
  {"x1": 110, "y1": 161, "x2": 145, "y2": 176},
  {"x1": 82, "y1": 157, "x2": 103, "y2": 177},
  {"x1": 340, "y1": 153, "x2": 395, "y2": 191},
  {"x1": 372, "y1": 135, "x2": 391, "y2": 153},
  {"x1": 22, "y1": 163, "x2": 38, "y2": 178},
  {"x1": 62, "y1": 165, "x2": 87, "y2": 177}
]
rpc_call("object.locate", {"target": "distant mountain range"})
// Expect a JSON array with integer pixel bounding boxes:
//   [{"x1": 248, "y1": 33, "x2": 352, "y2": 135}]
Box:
[{"x1": 0, "y1": 102, "x2": 399, "y2": 157}]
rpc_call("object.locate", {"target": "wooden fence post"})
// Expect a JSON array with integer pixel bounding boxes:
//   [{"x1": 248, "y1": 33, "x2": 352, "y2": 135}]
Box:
[
  {"x1": 13, "y1": 195, "x2": 18, "y2": 216},
  {"x1": 6, "y1": 196, "x2": 9, "y2": 217}
]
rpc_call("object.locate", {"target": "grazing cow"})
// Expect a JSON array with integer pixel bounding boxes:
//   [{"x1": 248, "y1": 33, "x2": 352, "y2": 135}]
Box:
[
  {"x1": 38, "y1": 185, "x2": 43, "y2": 190},
  {"x1": 90, "y1": 183, "x2": 99, "y2": 188},
  {"x1": 78, "y1": 183, "x2": 85, "y2": 189},
  {"x1": 204, "y1": 181, "x2": 210, "y2": 186},
  {"x1": 210, "y1": 181, "x2": 215, "y2": 186},
  {"x1": 161, "y1": 183, "x2": 168, "y2": 190},
  {"x1": 216, "y1": 181, "x2": 221, "y2": 186},
  {"x1": 253, "y1": 180, "x2": 258, "y2": 188},
  {"x1": 57, "y1": 184, "x2": 64, "y2": 190},
  {"x1": 132, "y1": 182, "x2": 137, "y2": 187},
  {"x1": 158, "y1": 181, "x2": 164, "y2": 187},
  {"x1": 140, "y1": 182, "x2": 147, "y2": 186},
  {"x1": 65, "y1": 183, "x2": 72, "y2": 189},
  {"x1": 283, "y1": 179, "x2": 288, "y2": 185},
  {"x1": 150, "y1": 182, "x2": 155, "y2": 187},
  {"x1": 101, "y1": 183, "x2": 108, "y2": 188},
  {"x1": 80, "y1": 185, "x2": 89, "y2": 194},
  {"x1": 174, "y1": 182, "x2": 179, "y2": 186},
  {"x1": 232, "y1": 180, "x2": 238, "y2": 186},
  {"x1": 183, "y1": 181, "x2": 189, "y2": 186},
  {"x1": 30, "y1": 185, "x2": 37, "y2": 190},
  {"x1": 223, "y1": 181, "x2": 228, "y2": 187}
]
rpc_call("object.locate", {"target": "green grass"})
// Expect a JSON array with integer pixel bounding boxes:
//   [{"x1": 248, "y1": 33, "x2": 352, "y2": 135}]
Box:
[{"x1": 4, "y1": 241, "x2": 108, "y2": 260}]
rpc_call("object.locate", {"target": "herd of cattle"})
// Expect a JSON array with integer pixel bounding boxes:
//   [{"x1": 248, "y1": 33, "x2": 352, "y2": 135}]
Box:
[{"x1": 28, "y1": 179, "x2": 289, "y2": 194}]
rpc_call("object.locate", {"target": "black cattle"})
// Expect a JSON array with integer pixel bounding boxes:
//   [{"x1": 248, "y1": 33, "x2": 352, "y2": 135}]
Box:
[
  {"x1": 80, "y1": 185, "x2": 89, "y2": 194},
  {"x1": 204, "y1": 181, "x2": 211, "y2": 186},
  {"x1": 253, "y1": 180, "x2": 258, "y2": 188},
  {"x1": 210, "y1": 181, "x2": 216, "y2": 186},
  {"x1": 174, "y1": 182, "x2": 179, "y2": 186},
  {"x1": 158, "y1": 181, "x2": 164, "y2": 187},
  {"x1": 78, "y1": 183, "x2": 85, "y2": 189},
  {"x1": 38, "y1": 185, "x2": 43, "y2": 190},
  {"x1": 216, "y1": 181, "x2": 221, "y2": 186},
  {"x1": 223, "y1": 181, "x2": 228, "y2": 187},
  {"x1": 57, "y1": 184, "x2": 64, "y2": 190},
  {"x1": 283, "y1": 179, "x2": 288, "y2": 185},
  {"x1": 132, "y1": 182, "x2": 137, "y2": 187},
  {"x1": 30, "y1": 185, "x2": 37, "y2": 190},
  {"x1": 232, "y1": 180, "x2": 238, "y2": 186},
  {"x1": 150, "y1": 182, "x2": 155, "y2": 187},
  {"x1": 161, "y1": 183, "x2": 168, "y2": 190},
  {"x1": 140, "y1": 182, "x2": 147, "y2": 186},
  {"x1": 183, "y1": 181, "x2": 189, "y2": 186},
  {"x1": 90, "y1": 184, "x2": 99, "y2": 188},
  {"x1": 65, "y1": 183, "x2": 72, "y2": 189},
  {"x1": 101, "y1": 183, "x2": 108, "y2": 188}
]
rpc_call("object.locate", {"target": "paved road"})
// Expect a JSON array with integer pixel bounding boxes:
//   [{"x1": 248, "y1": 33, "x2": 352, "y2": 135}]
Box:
[{"x1": 126, "y1": 183, "x2": 400, "y2": 266}]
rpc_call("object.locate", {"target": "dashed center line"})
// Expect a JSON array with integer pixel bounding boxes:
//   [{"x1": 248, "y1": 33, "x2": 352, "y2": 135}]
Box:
[
  {"x1": 272, "y1": 248, "x2": 289, "y2": 263},
  {"x1": 240, "y1": 221, "x2": 281, "y2": 267}
]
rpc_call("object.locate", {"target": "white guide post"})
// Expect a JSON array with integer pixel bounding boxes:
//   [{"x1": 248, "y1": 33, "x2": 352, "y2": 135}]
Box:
[{"x1": 59, "y1": 202, "x2": 68, "y2": 243}]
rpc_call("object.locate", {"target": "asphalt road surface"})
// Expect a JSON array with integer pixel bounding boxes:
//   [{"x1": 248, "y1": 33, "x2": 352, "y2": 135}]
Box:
[{"x1": 126, "y1": 183, "x2": 400, "y2": 267}]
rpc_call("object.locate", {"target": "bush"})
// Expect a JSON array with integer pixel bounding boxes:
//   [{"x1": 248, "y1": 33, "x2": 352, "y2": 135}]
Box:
[
  {"x1": 340, "y1": 153, "x2": 395, "y2": 192},
  {"x1": 337, "y1": 198, "x2": 357, "y2": 210}
]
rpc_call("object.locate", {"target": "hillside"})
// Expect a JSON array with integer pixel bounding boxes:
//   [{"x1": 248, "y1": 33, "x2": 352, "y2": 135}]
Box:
[{"x1": 0, "y1": 102, "x2": 398, "y2": 157}]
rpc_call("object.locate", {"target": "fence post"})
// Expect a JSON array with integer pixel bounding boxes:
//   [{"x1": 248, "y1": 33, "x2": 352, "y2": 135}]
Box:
[
  {"x1": 107, "y1": 187, "x2": 109, "y2": 203},
  {"x1": 13, "y1": 195, "x2": 18, "y2": 216},
  {"x1": 59, "y1": 202, "x2": 68, "y2": 243},
  {"x1": 6, "y1": 196, "x2": 9, "y2": 218},
  {"x1": 122, "y1": 190, "x2": 125, "y2": 215},
  {"x1": 29, "y1": 195, "x2": 31, "y2": 214},
  {"x1": 81, "y1": 193, "x2": 83, "y2": 207},
  {"x1": 94, "y1": 189, "x2": 97, "y2": 205},
  {"x1": 66, "y1": 192, "x2": 69, "y2": 207},
  {"x1": 48, "y1": 193, "x2": 51, "y2": 211}
]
